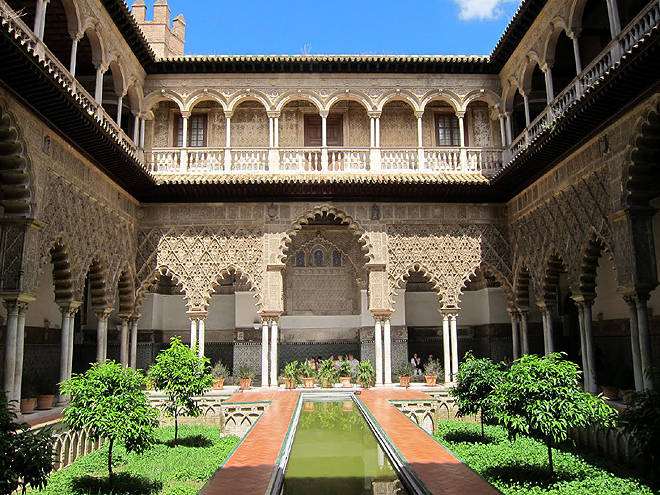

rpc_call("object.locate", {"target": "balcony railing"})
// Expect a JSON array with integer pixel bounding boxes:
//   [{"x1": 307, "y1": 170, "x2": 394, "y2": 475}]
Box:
[
  {"x1": 505, "y1": 0, "x2": 660, "y2": 164},
  {"x1": 146, "y1": 147, "x2": 503, "y2": 178},
  {"x1": 0, "y1": 4, "x2": 140, "y2": 162}
]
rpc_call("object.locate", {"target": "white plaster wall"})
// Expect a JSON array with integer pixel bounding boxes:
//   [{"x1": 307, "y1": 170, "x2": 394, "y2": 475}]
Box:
[
  {"x1": 24, "y1": 263, "x2": 61, "y2": 328},
  {"x1": 405, "y1": 292, "x2": 442, "y2": 326},
  {"x1": 390, "y1": 291, "x2": 406, "y2": 326},
  {"x1": 235, "y1": 291, "x2": 260, "y2": 328},
  {"x1": 592, "y1": 255, "x2": 629, "y2": 320},
  {"x1": 138, "y1": 293, "x2": 188, "y2": 329}
]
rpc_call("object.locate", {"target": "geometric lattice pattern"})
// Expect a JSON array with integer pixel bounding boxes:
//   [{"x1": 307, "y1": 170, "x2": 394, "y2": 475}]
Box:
[
  {"x1": 136, "y1": 226, "x2": 263, "y2": 310},
  {"x1": 387, "y1": 223, "x2": 513, "y2": 309}
]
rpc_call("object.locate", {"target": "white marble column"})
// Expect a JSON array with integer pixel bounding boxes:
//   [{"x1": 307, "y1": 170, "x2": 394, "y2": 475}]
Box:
[
  {"x1": 576, "y1": 299, "x2": 597, "y2": 393},
  {"x1": 69, "y1": 33, "x2": 80, "y2": 77},
  {"x1": 58, "y1": 303, "x2": 79, "y2": 403},
  {"x1": 94, "y1": 65, "x2": 104, "y2": 104},
  {"x1": 198, "y1": 317, "x2": 206, "y2": 358},
  {"x1": 624, "y1": 296, "x2": 643, "y2": 391},
  {"x1": 116, "y1": 95, "x2": 124, "y2": 126},
  {"x1": 118, "y1": 317, "x2": 129, "y2": 367},
  {"x1": 321, "y1": 113, "x2": 328, "y2": 172},
  {"x1": 129, "y1": 317, "x2": 139, "y2": 369},
  {"x1": 34, "y1": 0, "x2": 48, "y2": 39},
  {"x1": 520, "y1": 310, "x2": 530, "y2": 355},
  {"x1": 374, "y1": 317, "x2": 383, "y2": 386},
  {"x1": 139, "y1": 117, "x2": 146, "y2": 149},
  {"x1": 523, "y1": 93, "x2": 531, "y2": 127},
  {"x1": 540, "y1": 305, "x2": 555, "y2": 356},
  {"x1": 224, "y1": 114, "x2": 232, "y2": 170},
  {"x1": 509, "y1": 309, "x2": 520, "y2": 360},
  {"x1": 635, "y1": 293, "x2": 654, "y2": 390},
  {"x1": 180, "y1": 113, "x2": 189, "y2": 169},
  {"x1": 95, "y1": 309, "x2": 111, "y2": 363},
  {"x1": 13, "y1": 310, "x2": 26, "y2": 404},
  {"x1": 505, "y1": 112, "x2": 513, "y2": 145},
  {"x1": 442, "y1": 313, "x2": 451, "y2": 383},
  {"x1": 3, "y1": 301, "x2": 19, "y2": 403},
  {"x1": 542, "y1": 63, "x2": 555, "y2": 104},
  {"x1": 270, "y1": 319, "x2": 278, "y2": 388},
  {"x1": 498, "y1": 114, "x2": 507, "y2": 146},
  {"x1": 133, "y1": 114, "x2": 140, "y2": 144},
  {"x1": 261, "y1": 319, "x2": 270, "y2": 387},
  {"x1": 383, "y1": 317, "x2": 392, "y2": 385},
  {"x1": 450, "y1": 313, "x2": 459, "y2": 380},
  {"x1": 571, "y1": 30, "x2": 583, "y2": 75},
  {"x1": 189, "y1": 317, "x2": 198, "y2": 349}
]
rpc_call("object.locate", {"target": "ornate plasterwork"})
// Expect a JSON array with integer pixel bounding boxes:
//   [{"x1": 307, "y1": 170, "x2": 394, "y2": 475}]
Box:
[
  {"x1": 387, "y1": 223, "x2": 513, "y2": 309},
  {"x1": 36, "y1": 174, "x2": 136, "y2": 305},
  {"x1": 135, "y1": 226, "x2": 264, "y2": 311},
  {"x1": 0, "y1": 97, "x2": 33, "y2": 217},
  {"x1": 509, "y1": 169, "x2": 615, "y2": 300}
]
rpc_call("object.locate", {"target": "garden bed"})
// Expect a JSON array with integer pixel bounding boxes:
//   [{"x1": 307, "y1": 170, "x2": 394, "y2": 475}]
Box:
[
  {"x1": 28, "y1": 425, "x2": 240, "y2": 495},
  {"x1": 434, "y1": 420, "x2": 658, "y2": 495}
]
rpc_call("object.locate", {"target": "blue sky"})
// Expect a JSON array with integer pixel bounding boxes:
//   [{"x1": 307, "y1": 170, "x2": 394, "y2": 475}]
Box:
[{"x1": 146, "y1": 0, "x2": 523, "y2": 56}]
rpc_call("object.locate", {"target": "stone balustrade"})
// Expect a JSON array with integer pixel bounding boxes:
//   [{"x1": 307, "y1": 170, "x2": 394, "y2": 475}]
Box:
[{"x1": 147, "y1": 146, "x2": 504, "y2": 177}]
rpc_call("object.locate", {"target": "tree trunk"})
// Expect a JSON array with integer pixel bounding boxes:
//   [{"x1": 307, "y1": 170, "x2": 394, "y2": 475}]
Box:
[
  {"x1": 108, "y1": 437, "x2": 114, "y2": 488},
  {"x1": 174, "y1": 410, "x2": 178, "y2": 444},
  {"x1": 546, "y1": 437, "x2": 554, "y2": 477}
]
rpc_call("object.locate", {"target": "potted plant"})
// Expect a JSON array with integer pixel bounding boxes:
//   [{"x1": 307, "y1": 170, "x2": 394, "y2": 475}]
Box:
[
  {"x1": 36, "y1": 377, "x2": 57, "y2": 410},
  {"x1": 424, "y1": 358, "x2": 444, "y2": 387},
  {"x1": 299, "y1": 361, "x2": 315, "y2": 388},
  {"x1": 236, "y1": 364, "x2": 255, "y2": 390},
  {"x1": 395, "y1": 361, "x2": 414, "y2": 388},
  {"x1": 338, "y1": 360, "x2": 353, "y2": 388},
  {"x1": 20, "y1": 375, "x2": 38, "y2": 414},
  {"x1": 211, "y1": 361, "x2": 230, "y2": 390},
  {"x1": 356, "y1": 360, "x2": 376, "y2": 389},
  {"x1": 282, "y1": 361, "x2": 300, "y2": 390},
  {"x1": 317, "y1": 359, "x2": 338, "y2": 388}
]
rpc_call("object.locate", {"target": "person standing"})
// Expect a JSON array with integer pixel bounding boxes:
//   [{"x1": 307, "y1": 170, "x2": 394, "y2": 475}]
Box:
[{"x1": 411, "y1": 353, "x2": 422, "y2": 375}]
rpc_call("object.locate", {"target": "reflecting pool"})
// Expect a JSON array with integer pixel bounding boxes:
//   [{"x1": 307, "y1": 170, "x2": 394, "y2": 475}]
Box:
[{"x1": 282, "y1": 400, "x2": 408, "y2": 495}]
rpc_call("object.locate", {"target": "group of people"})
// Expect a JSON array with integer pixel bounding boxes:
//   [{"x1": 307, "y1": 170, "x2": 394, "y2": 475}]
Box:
[
  {"x1": 308, "y1": 354, "x2": 360, "y2": 373},
  {"x1": 410, "y1": 353, "x2": 435, "y2": 375}
]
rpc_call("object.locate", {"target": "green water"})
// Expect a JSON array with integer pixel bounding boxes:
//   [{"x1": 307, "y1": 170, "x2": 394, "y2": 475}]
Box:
[{"x1": 283, "y1": 401, "x2": 407, "y2": 495}]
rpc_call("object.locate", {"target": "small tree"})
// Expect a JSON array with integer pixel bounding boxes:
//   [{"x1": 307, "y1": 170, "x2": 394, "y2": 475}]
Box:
[
  {"x1": 451, "y1": 351, "x2": 502, "y2": 437},
  {"x1": 149, "y1": 337, "x2": 214, "y2": 443},
  {"x1": 61, "y1": 360, "x2": 158, "y2": 488},
  {"x1": 488, "y1": 353, "x2": 616, "y2": 476},
  {"x1": 0, "y1": 392, "x2": 53, "y2": 495}
]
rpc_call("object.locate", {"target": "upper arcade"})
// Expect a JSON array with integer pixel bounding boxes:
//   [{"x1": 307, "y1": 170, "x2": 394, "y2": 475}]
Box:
[{"x1": 0, "y1": 0, "x2": 658, "y2": 200}]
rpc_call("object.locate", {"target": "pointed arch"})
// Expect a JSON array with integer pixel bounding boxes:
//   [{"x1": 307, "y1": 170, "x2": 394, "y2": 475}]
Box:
[
  {"x1": 116, "y1": 263, "x2": 136, "y2": 315},
  {"x1": 577, "y1": 233, "x2": 613, "y2": 298},
  {"x1": 86, "y1": 256, "x2": 110, "y2": 310},
  {"x1": 539, "y1": 249, "x2": 568, "y2": 305},
  {"x1": 480, "y1": 262, "x2": 515, "y2": 308},
  {"x1": 208, "y1": 264, "x2": 263, "y2": 311},
  {"x1": 390, "y1": 263, "x2": 444, "y2": 305},
  {"x1": 279, "y1": 205, "x2": 373, "y2": 264},
  {"x1": 513, "y1": 261, "x2": 532, "y2": 309},
  {"x1": 134, "y1": 264, "x2": 188, "y2": 313},
  {"x1": 46, "y1": 236, "x2": 75, "y2": 304}
]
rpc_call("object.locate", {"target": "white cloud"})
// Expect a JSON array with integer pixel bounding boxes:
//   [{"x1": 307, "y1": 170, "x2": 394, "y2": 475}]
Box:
[{"x1": 450, "y1": 0, "x2": 518, "y2": 21}]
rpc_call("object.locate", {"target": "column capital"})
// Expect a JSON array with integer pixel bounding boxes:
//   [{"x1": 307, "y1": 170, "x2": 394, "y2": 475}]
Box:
[
  {"x1": 58, "y1": 301, "x2": 82, "y2": 316},
  {"x1": 180, "y1": 111, "x2": 191, "y2": 119},
  {"x1": 367, "y1": 111, "x2": 381, "y2": 118},
  {"x1": 618, "y1": 285, "x2": 652, "y2": 302},
  {"x1": 2, "y1": 298, "x2": 32, "y2": 314},
  {"x1": 224, "y1": 111, "x2": 234, "y2": 119},
  {"x1": 187, "y1": 310, "x2": 208, "y2": 321},
  {"x1": 266, "y1": 111, "x2": 280, "y2": 119},
  {"x1": 455, "y1": 110, "x2": 466, "y2": 119},
  {"x1": 371, "y1": 310, "x2": 393, "y2": 322},
  {"x1": 94, "y1": 307, "x2": 113, "y2": 320},
  {"x1": 440, "y1": 307, "x2": 459, "y2": 316},
  {"x1": 571, "y1": 294, "x2": 595, "y2": 307},
  {"x1": 414, "y1": 111, "x2": 425, "y2": 119}
]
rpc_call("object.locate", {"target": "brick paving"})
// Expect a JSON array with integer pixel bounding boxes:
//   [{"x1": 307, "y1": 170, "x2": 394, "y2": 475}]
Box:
[{"x1": 202, "y1": 387, "x2": 500, "y2": 495}]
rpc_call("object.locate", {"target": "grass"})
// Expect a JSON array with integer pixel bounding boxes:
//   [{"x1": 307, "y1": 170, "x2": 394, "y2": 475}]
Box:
[
  {"x1": 434, "y1": 420, "x2": 659, "y2": 495},
  {"x1": 29, "y1": 425, "x2": 240, "y2": 495}
]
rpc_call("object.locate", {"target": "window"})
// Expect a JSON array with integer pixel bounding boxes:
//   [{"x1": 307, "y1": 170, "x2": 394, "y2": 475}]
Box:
[
  {"x1": 436, "y1": 114, "x2": 460, "y2": 146},
  {"x1": 314, "y1": 249, "x2": 324, "y2": 266},
  {"x1": 296, "y1": 251, "x2": 305, "y2": 267},
  {"x1": 175, "y1": 114, "x2": 207, "y2": 147},
  {"x1": 332, "y1": 250, "x2": 342, "y2": 267}
]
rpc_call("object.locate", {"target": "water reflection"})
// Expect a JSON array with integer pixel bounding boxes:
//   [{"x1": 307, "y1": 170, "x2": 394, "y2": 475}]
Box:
[{"x1": 283, "y1": 401, "x2": 408, "y2": 495}]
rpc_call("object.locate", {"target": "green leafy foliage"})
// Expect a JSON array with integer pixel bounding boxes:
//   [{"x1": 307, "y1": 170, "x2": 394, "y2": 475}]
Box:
[
  {"x1": 28, "y1": 425, "x2": 240, "y2": 495},
  {"x1": 488, "y1": 353, "x2": 616, "y2": 475},
  {"x1": 235, "y1": 364, "x2": 255, "y2": 380},
  {"x1": 60, "y1": 361, "x2": 159, "y2": 488},
  {"x1": 451, "y1": 351, "x2": 503, "y2": 436},
  {"x1": 423, "y1": 357, "x2": 444, "y2": 378},
  {"x1": 299, "y1": 360, "x2": 315, "y2": 378},
  {"x1": 148, "y1": 337, "x2": 214, "y2": 443},
  {"x1": 317, "y1": 359, "x2": 338, "y2": 386},
  {"x1": 619, "y1": 367, "x2": 660, "y2": 480},
  {"x1": 356, "y1": 360, "x2": 376, "y2": 388},
  {"x1": 0, "y1": 392, "x2": 53, "y2": 494},
  {"x1": 282, "y1": 361, "x2": 301, "y2": 383},
  {"x1": 394, "y1": 361, "x2": 414, "y2": 378},
  {"x1": 338, "y1": 359, "x2": 353, "y2": 378},
  {"x1": 210, "y1": 361, "x2": 230, "y2": 381},
  {"x1": 434, "y1": 420, "x2": 656, "y2": 495}
]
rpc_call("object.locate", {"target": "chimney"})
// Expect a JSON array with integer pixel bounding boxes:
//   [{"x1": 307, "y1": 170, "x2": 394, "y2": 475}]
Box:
[{"x1": 131, "y1": 0, "x2": 146, "y2": 22}]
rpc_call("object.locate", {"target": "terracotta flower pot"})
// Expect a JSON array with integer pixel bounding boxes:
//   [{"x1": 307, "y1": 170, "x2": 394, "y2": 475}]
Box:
[
  {"x1": 213, "y1": 379, "x2": 225, "y2": 390},
  {"x1": 622, "y1": 389, "x2": 635, "y2": 405},
  {"x1": 425, "y1": 375, "x2": 437, "y2": 387},
  {"x1": 302, "y1": 377, "x2": 315, "y2": 389},
  {"x1": 283, "y1": 378, "x2": 296, "y2": 390},
  {"x1": 322, "y1": 377, "x2": 333, "y2": 388},
  {"x1": 399, "y1": 376, "x2": 411, "y2": 388},
  {"x1": 240, "y1": 378, "x2": 252, "y2": 390},
  {"x1": 36, "y1": 395, "x2": 54, "y2": 410},
  {"x1": 20, "y1": 398, "x2": 36, "y2": 414},
  {"x1": 339, "y1": 376, "x2": 352, "y2": 388},
  {"x1": 601, "y1": 385, "x2": 619, "y2": 400}
]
